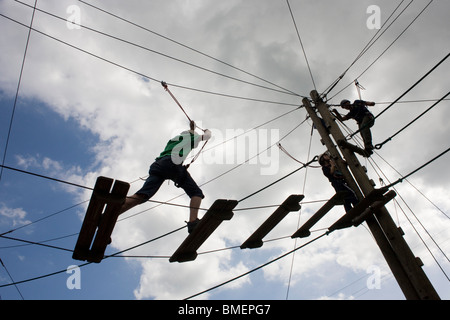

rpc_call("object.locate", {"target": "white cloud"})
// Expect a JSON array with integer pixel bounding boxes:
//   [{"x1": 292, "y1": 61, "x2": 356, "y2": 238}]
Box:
[
  {"x1": 318, "y1": 292, "x2": 355, "y2": 300},
  {"x1": 0, "y1": 203, "x2": 30, "y2": 228},
  {"x1": 133, "y1": 255, "x2": 250, "y2": 300}
]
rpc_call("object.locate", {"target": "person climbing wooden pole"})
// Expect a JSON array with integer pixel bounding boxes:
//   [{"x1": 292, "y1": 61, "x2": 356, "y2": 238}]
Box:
[{"x1": 332, "y1": 99, "x2": 376, "y2": 155}]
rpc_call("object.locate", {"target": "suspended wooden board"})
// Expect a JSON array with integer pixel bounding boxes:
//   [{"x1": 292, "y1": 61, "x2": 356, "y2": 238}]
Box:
[
  {"x1": 169, "y1": 199, "x2": 238, "y2": 263},
  {"x1": 72, "y1": 176, "x2": 130, "y2": 263},
  {"x1": 241, "y1": 194, "x2": 304, "y2": 249},
  {"x1": 291, "y1": 191, "x2": 347, "y2": 239},
  {"x1": 338, "y1": 139, "x2": 372, "y2": 157},
  {"x1": 328, "y1": 188, "x2": 394, "y2": 232},
  {"x1": 351, "y1": 190, "x2": 396, "y2": 227}
]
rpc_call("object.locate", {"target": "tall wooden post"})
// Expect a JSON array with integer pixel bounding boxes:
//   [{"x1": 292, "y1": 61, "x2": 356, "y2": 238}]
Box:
[{"x1": 304, "y1": 90, "x2": 439, "y2": 300}]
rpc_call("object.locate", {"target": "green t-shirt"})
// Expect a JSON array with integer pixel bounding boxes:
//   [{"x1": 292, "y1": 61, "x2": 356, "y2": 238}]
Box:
[{"x1": 157, "y1": 131, "x2": 201, "y2": 164}]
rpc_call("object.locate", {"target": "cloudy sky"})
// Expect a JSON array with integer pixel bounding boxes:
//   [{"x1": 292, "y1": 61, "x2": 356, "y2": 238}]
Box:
[{"x1": 0, "y1": 0, "x2": 449, "y2": 300}]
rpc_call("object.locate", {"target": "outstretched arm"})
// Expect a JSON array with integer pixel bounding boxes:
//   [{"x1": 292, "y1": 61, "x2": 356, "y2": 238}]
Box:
[{"x1": 332, "y1": 109, "x2": 347, "y2": 121}]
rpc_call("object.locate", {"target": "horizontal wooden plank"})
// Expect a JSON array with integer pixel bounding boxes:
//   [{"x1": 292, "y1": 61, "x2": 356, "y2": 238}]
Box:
[
  {"x1": 291, "y1": 191, "x2": 346, "y2": 239},
  {"x1": 169, "y1": 199, "x2": 238, "y2": 263},
  {"x1": 352, "y1": 190, "x2": 396, "y2": 227},
  {"x1": 328, "y1": 188, "x2": 389, "y2": 232},
  {"x1": 241, "y1": 194, "x2": 304, "y2": 249}
]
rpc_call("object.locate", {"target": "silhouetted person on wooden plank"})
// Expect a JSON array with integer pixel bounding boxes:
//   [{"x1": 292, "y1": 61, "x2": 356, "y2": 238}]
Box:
[{"x1": 120, "y1": 120, "x2": 211, "y2": 233}]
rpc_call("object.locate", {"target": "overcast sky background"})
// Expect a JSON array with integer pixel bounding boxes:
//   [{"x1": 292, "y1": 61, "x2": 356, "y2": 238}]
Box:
[{"x1": 0, "y1": 0, "x2": 449, "y2": 300}]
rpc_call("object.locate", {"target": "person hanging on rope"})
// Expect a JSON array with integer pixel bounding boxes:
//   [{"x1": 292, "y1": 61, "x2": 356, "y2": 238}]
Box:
[
  {"x1": 332, "y1": 99, "x2": 376, "y2": 155},
  {"x1": 319, "y1": 152, "x2": 359, "y2": 212},
  {"x1": 119, "y1": 120, "x2": 212, "y2": 233}
]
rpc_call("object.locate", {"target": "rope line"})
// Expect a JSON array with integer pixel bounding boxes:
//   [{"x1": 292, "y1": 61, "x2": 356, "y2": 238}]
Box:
[
  {"x1": 238, "y1": 155, "x2": 318, "y2": 203},
  {"x1": 348, "y1": 52, "x2": 450, "y2": 139},
  {"x1": 327, "y1": 0, "x2": 435, "y2": 100},
  {"x1": 0, "y1": 225, "x2": 185, "y2": 289},
  {"x1": 286, "y1": 0, "x2": 317, "y2": 91},
  {"x1": 77, "y1": 0, "x2": 304, "y2": 98},
  {"x1": 322, "y1": 0, "x2": 412, "y2": 98},
  {"x1": 385, "y1": 146, "x2": 450, "y2": 189},
  {"x1": 286, "y1": 122, "x2": 314, "y2": 299},
  {"x1": 0, "y1": 164, "x2": 92, "y2": 190},
  {"x1": 0, "y1": 257, "x2": 24, "y2": 299},
  {"x1": 375, "y1": 90, "x2": 450, "y2": 149},
  {"x1": 104, "y1": 225, "x2": 186, "y2": 258},
  {"x1": 184, "y1": 231, "x2": 329, "y2": 300},
  {"x1": 14, "y1": 0, "x2": 300, "y2": 98},
  {"x1": 184, "y1": 106, "x2": 302, "y2": 163},
  {"x1": 0, "y1": 13, "x2": 298, "y2": 109},
  {"x1": 0, "y1": 0, "x2": 37, "y2": 183},
  {"x1": 373, "y1": 52, "x2": 449, "y2": 121},
  {"x1": 363, "y1": 153, "x2": 450, "y2": 279},
  {"x1": 0, "y1": 234, "x2": 73, "y2": 253}
]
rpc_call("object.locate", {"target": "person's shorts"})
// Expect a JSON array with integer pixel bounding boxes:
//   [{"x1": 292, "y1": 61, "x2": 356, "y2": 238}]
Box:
[{"x1": 136, "y1": 156, "x2": 204, "y2": 200}]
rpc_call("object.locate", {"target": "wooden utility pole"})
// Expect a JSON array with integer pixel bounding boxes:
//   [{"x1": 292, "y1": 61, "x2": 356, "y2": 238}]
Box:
[{"x1": 303, "y1": 90, "x2": 440, "y2": 300}]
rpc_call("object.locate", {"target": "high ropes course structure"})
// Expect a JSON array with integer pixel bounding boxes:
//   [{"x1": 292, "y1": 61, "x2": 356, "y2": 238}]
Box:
[{"x1": 0, "y1": 0, "x2": 449, "y2": 300}]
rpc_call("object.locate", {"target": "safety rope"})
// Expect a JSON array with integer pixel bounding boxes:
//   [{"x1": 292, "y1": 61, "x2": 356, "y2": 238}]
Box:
[
  {"x1": 374, "y1": 90, "x2": 450, "y2": 150},
  {"x1": 354, "y1": 79, "x2": 365, "y2": 100},
  {"x1": 161, "y1": 81, "x2": 208, "y2": 168},
  {"x1": 185, "y1": 138, "x2": 208, "y2": 169},
  {"x1": 161, "y1": 81, "x2": 205, "y2": 132},
  {"x1": 278, "y1": 142, "x2": 321, "y2": 168}
]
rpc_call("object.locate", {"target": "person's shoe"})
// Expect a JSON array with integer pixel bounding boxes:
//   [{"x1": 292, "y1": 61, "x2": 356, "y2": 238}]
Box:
[{"x1": 187, "y1": 218, "x2": 200, "y2": 234}]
